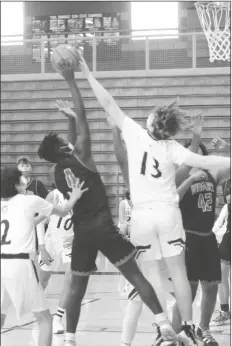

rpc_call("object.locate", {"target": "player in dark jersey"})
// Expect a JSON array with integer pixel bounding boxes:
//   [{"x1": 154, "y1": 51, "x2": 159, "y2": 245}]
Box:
[
  {"x1": 172, "y1": 127, "x2": 230, "y2": 346},
  {"x1": 211, "y1": 137, "x2": 231, "y2": 326},
  {"x1": 37, "y1": 59, "x2": 179, "y2": 346}
]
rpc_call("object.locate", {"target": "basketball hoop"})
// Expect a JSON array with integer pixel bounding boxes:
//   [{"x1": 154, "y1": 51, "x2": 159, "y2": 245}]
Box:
[{"x1": 195, "y1": 2, "x2": 231, "y2": 62}]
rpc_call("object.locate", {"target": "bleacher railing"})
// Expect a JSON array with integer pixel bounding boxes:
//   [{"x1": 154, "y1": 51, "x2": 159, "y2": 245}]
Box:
[{"x1": 1, "y1": 30, "x2": 230, "y2": 75}]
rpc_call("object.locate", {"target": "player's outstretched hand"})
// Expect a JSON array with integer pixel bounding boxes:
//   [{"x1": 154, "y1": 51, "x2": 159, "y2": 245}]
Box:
[
  {"x1": 212, "y1": 136, "x2": 228, "y2": 150},
  {"x1": 68, "y1": 180, "x2": 89, "y2": 201},
  {"x1": 40, "y1": 248, "x2": 53, "y2": 266},
  {"x1": 191, "y1": 169, "x2": 208, "y2": 182},
  {"x1": 55, "y1": 100, "x2": 76, "y2": 119},
  {"x1": 78, "y1": 54, "x2": 90, "y2": 78},
  {"x1": 189, "y1": 113, "x2": 204, "y2": 136},
  {"x1": 57, "y1": 59, "x2": 75, "y2": 81}
]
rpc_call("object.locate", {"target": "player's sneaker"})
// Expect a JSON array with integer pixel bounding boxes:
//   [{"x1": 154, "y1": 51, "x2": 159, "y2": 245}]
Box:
[
  {"x1": 210, "y1": 310, "x2": 231, "y2": 326},
  {"x1": 178, "y1": 324, "x2": 198, "y2": 346},
  {"x1": 53, "y1": 316, "x2": 64, "y2": 334},
  {"x1": 151, "y1": 324, "x2": 185, "y2": 346},
  {"x1": 196, "y1": 327, "x2": 218, "y2": 346},
  {"x1": 64, "y1": 342, "x2": 76, "y2": 346}
]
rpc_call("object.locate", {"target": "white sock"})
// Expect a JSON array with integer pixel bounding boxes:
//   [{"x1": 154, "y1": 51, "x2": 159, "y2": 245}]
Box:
[
  {"x1": 55, "y1": 307, "x2": 65, "y2": 320},
  {"x1": 121, "y1": 299, "x2": 143, "y2": 345},
  {"x1": 65, "y1": 332, "x2": 75, "y2": 341},
  {"x1": 155, "y1": 313, "x2": 169, "y2": 325}
]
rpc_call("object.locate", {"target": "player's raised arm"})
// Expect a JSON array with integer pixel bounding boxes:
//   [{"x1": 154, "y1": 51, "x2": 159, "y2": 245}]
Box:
[
  {"x1": 79, "y1": 55, "x2": 126, "y2": 131},
  {"x1": 175, "y1": 113, "x2": 204, "y2": 187},
  {"x1": 57, "y1": 59, "x2": 93, "y2": 166},
  {"x1": 55, "y1": 100, "x2": 77, "y2": 146}
]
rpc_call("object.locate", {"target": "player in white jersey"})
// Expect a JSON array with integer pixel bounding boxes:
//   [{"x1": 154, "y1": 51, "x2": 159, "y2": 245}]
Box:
[
  {"x1": 39, "y1": 187, "x2": 74, "y2": 334},
  {"x1": 1, "y1": 166, "x2": 88, "y2": 346},
  {"x1": 79, "y1": 54, "x2": 230, "y2": 346},
  {"x1": 118, "y1": 190, "x2": 132, "y2": 237}
]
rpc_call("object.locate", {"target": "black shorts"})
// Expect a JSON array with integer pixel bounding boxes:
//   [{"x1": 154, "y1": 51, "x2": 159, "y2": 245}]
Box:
[
  {"x1": 185, "y1": 232, "x2": 221, "y2": 283},
  {"x1": 219, "y1": 231, "x2": 231, "y2": 264},
  {"x1": 71, "y1": 216, "x2": 136, "y2": 275}
]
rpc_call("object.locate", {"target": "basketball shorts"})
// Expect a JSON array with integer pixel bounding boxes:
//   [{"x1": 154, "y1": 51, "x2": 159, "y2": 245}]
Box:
[
  {"x1": 185, "y1": 232, "x2": 221, "y2": 283},
  {"x1": 71, "y1": 214, "x2": 136, "y2": 275},
  {"x1": 39, "y1": 233, "x2": 72, "y2": 272},
  {"x1": 130, "y1": 203, "x2": 185, "y2": 260},
  {"x1": 1, "y1": 257, "x2": 48, "y2": 319},
  {"x1": 219, "y1": 230, "x2": 231, "y2": 264}
]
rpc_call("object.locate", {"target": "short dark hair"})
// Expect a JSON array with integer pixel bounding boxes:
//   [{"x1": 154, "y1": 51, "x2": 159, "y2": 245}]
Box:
[
  {"x1": 16, "y1": 156, "x2": 31, "y2": 166},
  {"x1": 184, "y1": 140, "x2": 208, "y2": 156},
  {"x1": 1, "y1": 166, "x2": 22, "y2": 198},
  {"x1": 38, "y1": 132, "x2": 66, "y2": 163}
]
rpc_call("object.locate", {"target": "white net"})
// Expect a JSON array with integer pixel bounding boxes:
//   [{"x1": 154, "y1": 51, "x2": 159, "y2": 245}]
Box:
[{"x1": 195, "y1": 2, "x2": 231, "y2": 62}]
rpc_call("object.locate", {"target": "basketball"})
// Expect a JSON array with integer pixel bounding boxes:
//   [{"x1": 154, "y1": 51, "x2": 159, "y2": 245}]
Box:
[{"x1": 51, "y1": 44, "x2": 80, "y2": 72}]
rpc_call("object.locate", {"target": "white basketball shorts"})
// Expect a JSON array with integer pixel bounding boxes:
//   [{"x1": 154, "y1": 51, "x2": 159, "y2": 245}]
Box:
[
  {"x1": 39, "y1": 233, "x2": 72, "y2": 272},
  {"x1": 1, "y1": 258, "x2": 48, "y2": 319},
  {"x1": 131, "y1": 203, "x2": 186, "y2": 260}
]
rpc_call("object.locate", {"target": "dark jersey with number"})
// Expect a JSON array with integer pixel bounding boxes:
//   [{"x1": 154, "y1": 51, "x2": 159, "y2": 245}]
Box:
[
  {"x1": 179, "y1": 171, "x2": 217, "y2": 234},
  {"x1": 54, "y1": 154, "x2": 112, "y2": 231}
]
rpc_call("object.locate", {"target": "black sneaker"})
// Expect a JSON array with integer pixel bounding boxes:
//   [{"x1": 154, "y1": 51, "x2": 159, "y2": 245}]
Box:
[
  {"x1": 196, "y1": 327, "x2": 218, "y2": 346},
  {"x1": 178, "y1": 324, "x2": 198, "y2": 346}
]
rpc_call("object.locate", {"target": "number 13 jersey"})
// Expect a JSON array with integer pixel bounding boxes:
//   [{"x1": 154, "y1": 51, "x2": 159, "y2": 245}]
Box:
[{"x1": 122, "y1": 117, "x2": 192, "y2": 208}]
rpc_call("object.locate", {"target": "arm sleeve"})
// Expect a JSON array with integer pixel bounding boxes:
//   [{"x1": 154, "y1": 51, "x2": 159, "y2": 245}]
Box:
[
  {"x1": 122, "y1": 117, "x2": 143, "y2": 148},
  {"x1": 36, "y1": 180, "x2": 49, "y2": 199}
]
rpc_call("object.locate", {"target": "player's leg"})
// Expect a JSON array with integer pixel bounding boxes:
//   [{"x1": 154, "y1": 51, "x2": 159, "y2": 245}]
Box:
[
  {"x1": 172, "y1": 282, "x2": 198, "y2": 333},
  {"x1": 64, "y1": 235, "x2": 97, "y2": 346},
  {"x1": 39, "y1": 268, "x2": 52, "y2": 290},
  {"x1": 98, "y1": 225, "x2": 178, "y2": 345},
  {"x1": 53, "y1": 261, "x2": 72, "y2": 334},
  {"x1": 1, "y1": 282, "x2": 12, "y2": 329},
  {"x1": 211, "y1": 231, "x2": 231, "y2": 325},
  {"x1": 158, "y1": 207, "x2": 197, "y2": 345},
  {"x1": 194, "y1": 234, "x2": 221, "y2": 345},
  {"x1": 33, "y1": 310, "x2": 53, "y2": 346},
  {"x1": 121, "y1": 259, "x2": 170, "y2": 346}
]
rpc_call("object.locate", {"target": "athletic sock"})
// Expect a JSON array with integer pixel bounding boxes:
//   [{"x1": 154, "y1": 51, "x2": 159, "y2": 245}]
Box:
[
  {"x1": 155, "y1": 313, "x2": 169, "y2": 325},
  {"x1": 65, "y1": 332, "x2": 75, "y2": 341},
  {"x1": 221, "y1": 304, "x2": 229, "y2": 312},
  {"x1": 56, "y1": 307, "x2": 65, "y2": 320}
]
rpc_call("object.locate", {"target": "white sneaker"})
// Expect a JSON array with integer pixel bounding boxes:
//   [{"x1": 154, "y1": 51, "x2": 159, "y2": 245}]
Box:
[
  {"x1": 178, "y1": 324, "x2": 197, "y2": 346},
  {"x1": 159, "y1": 323, "x2": 178, "y2": 344},
  {"x1": 53, "y1": 317, "x2": 64, "y2": 334},
  {"x1": 210, "y1": 310, "x2": 231, "y2": 326},
  {"x1": 64, "y1": 341, "x2": 76, "y2": 346}
]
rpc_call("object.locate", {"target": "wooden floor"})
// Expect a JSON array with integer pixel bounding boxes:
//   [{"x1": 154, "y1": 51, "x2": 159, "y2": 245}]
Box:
[{"x1": 1, "y1": 272, "x2": 230, "y2": 346}]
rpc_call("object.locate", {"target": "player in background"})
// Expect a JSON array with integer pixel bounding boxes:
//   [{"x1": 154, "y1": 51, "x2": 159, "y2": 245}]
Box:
[
  {"x1": 118, "y1": 189, "x2": 132, "y2": 238},
  {"x1": 38, "y1": 59, "x2": 180, "y2": 346},
  {"x1": 211, "y1": 137, "x2": 231, "y2": 326},
  {"x1": 80, "y1": 53, "x2": 230, "y2": 346},
  {"x1": 1, "y1": 166, "x2": 87, "y2": 346},
  {"x1": 172, "y1": 121, "x2": 230, "y2": 346},
  {"x1": 16, "y1": 156, "x2": 48, "y2": 198}
]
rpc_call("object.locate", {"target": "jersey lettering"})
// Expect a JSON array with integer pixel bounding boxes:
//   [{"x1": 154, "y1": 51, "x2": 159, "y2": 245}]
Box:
[
  {"x1": 57, "y1": 217, "x2": 73, "y2": 231},
  {"x1": 64, "y1": 168, "x2": 79, "y2": 189},
  {"x1": 1, "y1": 220, "x2": 11, "y2": 245},
  {"x1": 140, "y1": 152, "x2": 162, "y2": 178},
  {"x1": 198, "y1": 193, "x2": 212, "y2": 212}
]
